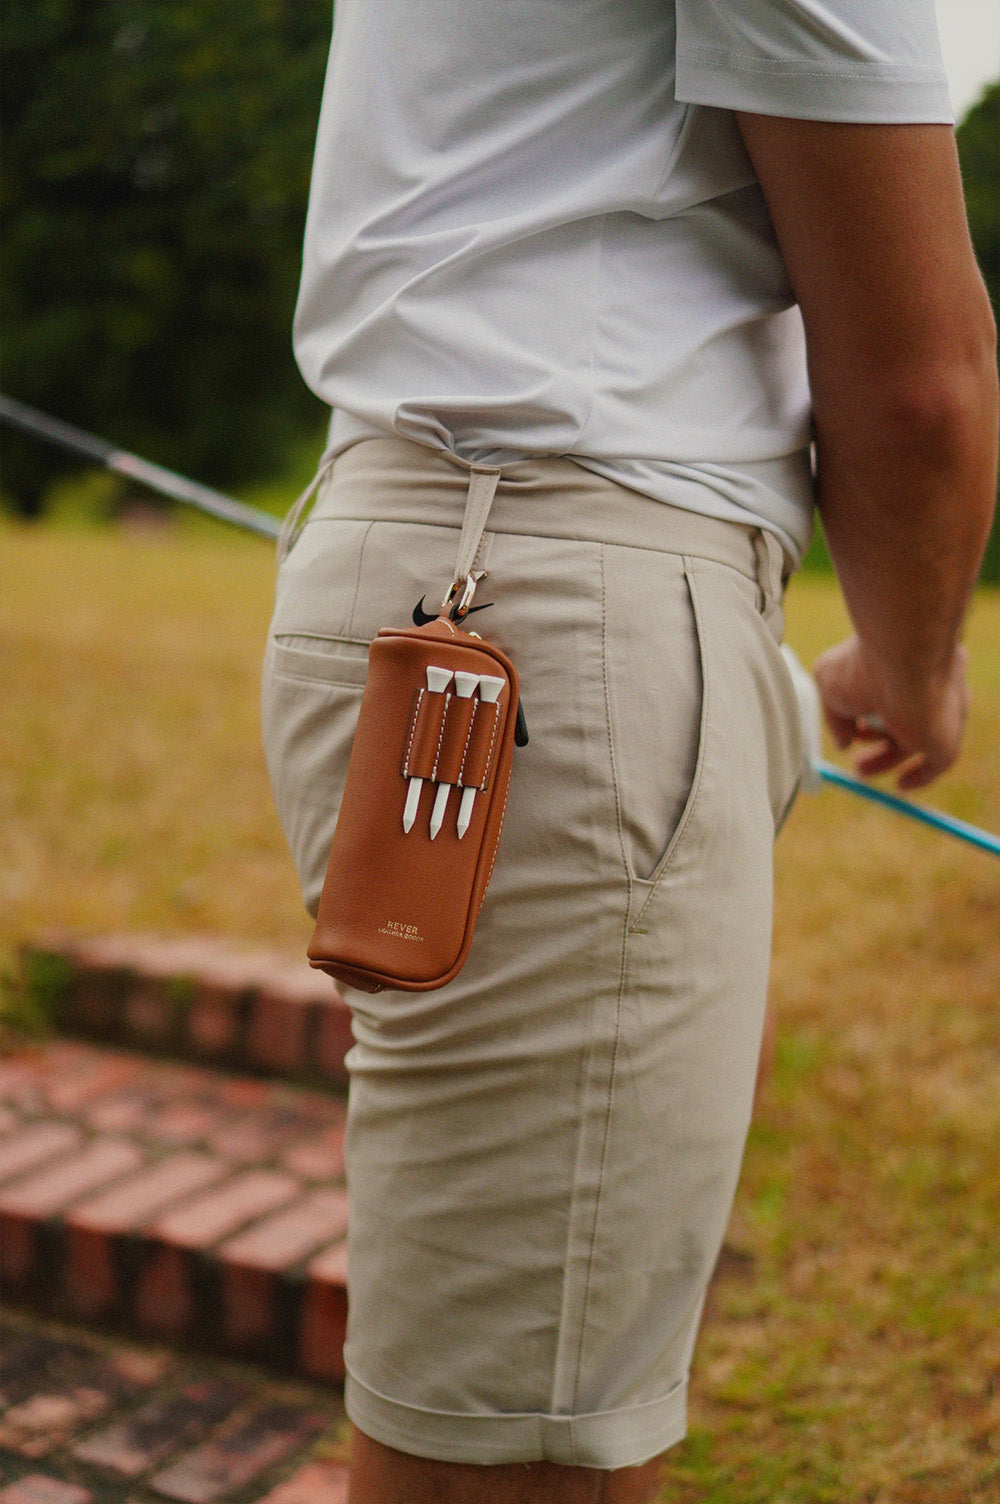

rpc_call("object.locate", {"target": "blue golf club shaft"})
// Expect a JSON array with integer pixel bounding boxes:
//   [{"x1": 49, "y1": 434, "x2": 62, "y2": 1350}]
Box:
[{"x1": 815, "y1": 759, "x2": 1000, "y2": 858}]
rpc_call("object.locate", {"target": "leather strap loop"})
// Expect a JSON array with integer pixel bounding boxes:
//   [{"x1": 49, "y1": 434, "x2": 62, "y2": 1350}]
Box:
[{"x1": 450, "y1": 466, "x2": 502, "y2": 595}]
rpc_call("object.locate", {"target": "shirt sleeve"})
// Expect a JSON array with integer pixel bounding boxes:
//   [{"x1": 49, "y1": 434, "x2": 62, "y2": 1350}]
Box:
[{"x1": 675, "y1": 0, "x2": 954, "y2": 124}]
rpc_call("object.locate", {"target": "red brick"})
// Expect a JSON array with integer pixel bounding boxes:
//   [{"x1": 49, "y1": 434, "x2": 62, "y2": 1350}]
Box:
[
  {"x1": 88, "y1": 935, "x2": 221, "y2": 981},
  {"x1": 151, "y1": 1170, "x2": 300, "y2": 1250},
  {"x1": 149, "y1": 1404, "x2": 329, "y2": 1504},
  {"x1": 208, "y1": 1104, "x2": 331, "y2": 1165},
  {"x1": 218, "y1": 1190, "x2": 349, "y2": 1349},
  {"x1": 270, "y1": 961, "x2": 341, "y2": 1007},
  {"x1": 139, "y1": 937, "x2": 235, "y2": 978},
  {"x1": 306, "y1": 1240, "x2": 349, "y2": 1283},
  {"x1": 220, "y1": 1189, "x2": 349, "y2": 1272},
  {"x1": 43, "y1": 1049, "x2": 147, "y2": 1114},
  {"x1": 69, "y1": 1150, "x2": 228, "y2": 1235},
  {"x1": 0, "y1": 1123, "x2": 82, "y2": 1185},
  {"x1": 186, "y1": 992, "x2": 242, "y2": 1057},
  {"x1": 197, "y1": 950, "x2": 270, "y2": 992},
  {"x1": 68, "y1": 933, "x2": 145, "y2": 970},
  {"x1": 80, "y1": 1086, "x2": 154, "y2": 1136},
  {"x1": 314, "y1": 997, "x2": 354, "y2": 1085},
  {"x1": 144, "y1": 1096, "x2": 235, "y2": 1146},
  {"x1": 134, "y1": 1170, "x2": 299, "y2": 1335},
  {"x1": 61, "y1": 1226, "x2": 120, "y2": 1318},
  {"x1": 0, "y1": 1054, "x2": 47, "y2": 1112},
  {"x1": 299, "y1": 1242, "x2": 348, "y2": 1382},
  {"x1": 55, "y1": 936, "x2": 140, "y2": 1032},
  {"x1": 106, "y1": 1345, "x2": 174, "y2": 1388},
  {"x1": 0, "y1": 1138, "x2": 145, "y2": 1219},
  {"x1": 182, "y1": 955, "x2": 261, "y2": 1059},
  {"x1": 0, "y1": 1387, "x2": 112, "y2": 1460},
  {"x1": 216, "y1": 1266, "x2": 280, "y2": 1351},
  {"x1": 122, "y1": 981, "x2": 178, "y2": 1046},
  {"x1": 183, "y1": 951, "x2": 270, "y2": 1061},
  {"x1": 0, "y1": 1476, "x2": 93, "y2": 1504},
  {"x1": 63, "y1": 1153, "x2": 230, "y2": 1318},
  {"x1": 72, "y1": 1377, "x2": 247, "y2": 1477},
  {"x1": 214, "y1": 1075, "x2": 272, "y2": 1111},
  {"x1": 246, "y1": 989, "x2": 311, "y2": 1076},
  {"x1": 279, "y1": 1118, "x2": 346, "y2": 1183},
  {"x1": 0, "y1": 1043, "x2": 113, "y2": 1114},
  {"x1": 0, "y1": 1212, "x2": 37, "y2": 1287},
  {"x1": 133, "y1": 1245, "x2": 198, "y2": 1336},
  {"x1": 0, "y1": 1137, "x2": 143, "y2": 1292},
  {"x1": 83, "y1": 1061, "x2": 213, "y2": 1135},
  {"x1": 254, "y1": 1460, "x2": 350, "y2": 1504}
]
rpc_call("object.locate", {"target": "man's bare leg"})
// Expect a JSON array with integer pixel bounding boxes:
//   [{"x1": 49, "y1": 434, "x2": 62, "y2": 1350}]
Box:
[{"x1": 348, "y1": 1426, "x2": 664, "y2": 1504}]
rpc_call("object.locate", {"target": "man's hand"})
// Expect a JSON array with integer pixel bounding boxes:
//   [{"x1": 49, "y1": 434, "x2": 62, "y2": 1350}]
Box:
[{"x1": 813, "y1": 635, "x2": 971, "y2": 791}]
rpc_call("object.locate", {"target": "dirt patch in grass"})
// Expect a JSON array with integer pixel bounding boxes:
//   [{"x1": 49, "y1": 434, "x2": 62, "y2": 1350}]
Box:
[{"x1": 2, "y1": 518, "x2": 998, "y2": 1498}]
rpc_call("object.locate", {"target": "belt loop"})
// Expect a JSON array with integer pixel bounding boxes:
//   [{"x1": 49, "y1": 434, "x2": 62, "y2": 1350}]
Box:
[
  {"x1": 277, "y1": 452, "x2": 336, "y2": 564},
  {"x1": 754, "y1": 529, "x2": 787, "y2": 634}
]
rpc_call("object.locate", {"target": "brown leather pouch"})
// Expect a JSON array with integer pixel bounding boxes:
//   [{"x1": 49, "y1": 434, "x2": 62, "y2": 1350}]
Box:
[
  {"x1": 307, "y1": 614, "x2": 519, "y2": 992},
  {"x1": 298, "y1": 462, "x2": 521, "y2": 993}
]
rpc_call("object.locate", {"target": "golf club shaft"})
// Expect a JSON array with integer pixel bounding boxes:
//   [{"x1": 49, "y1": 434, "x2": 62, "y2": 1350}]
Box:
[
  {"x1": 0, "y1": 392, "x2": 281, "y2": 540},
  {"x1": 816, "y1": 759, "x2": 1000, "y2": 858}
]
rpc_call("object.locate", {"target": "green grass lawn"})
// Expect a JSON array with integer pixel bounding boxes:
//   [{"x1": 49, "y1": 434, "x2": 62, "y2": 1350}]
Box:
[{"x1": 1, "y1": 513, "x2": 998, "y2": 1500}]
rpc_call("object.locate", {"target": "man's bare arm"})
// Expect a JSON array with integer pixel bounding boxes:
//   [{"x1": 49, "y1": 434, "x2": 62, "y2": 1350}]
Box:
[{"x1": 736, "y1": 115, "x2": 998, "y2": 788}]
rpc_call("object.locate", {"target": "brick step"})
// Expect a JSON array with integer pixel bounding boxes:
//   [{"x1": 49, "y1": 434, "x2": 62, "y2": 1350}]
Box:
[
  {"x1": 1, "y1": 1307, "x2": 349, "y2": 1504},
  {"x1": 16, "y1": 935, "x2": 353, "y2": 1089},
  {"x1": 0, "y1": 1038, "x2": 348, "y2": 1386}
]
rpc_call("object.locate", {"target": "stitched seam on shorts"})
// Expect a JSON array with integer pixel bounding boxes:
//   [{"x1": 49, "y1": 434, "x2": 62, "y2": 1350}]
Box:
[
  {"x1": 564, "y1": 547, "x2": 632, "y2": 1419},
  {"x1": 600, "y1": 544, "x2": 635, "y2": 890},
  {"x1": 346, "y1": 519, "x2": 377, "y2": 638},
  {"x1": 569, "y1": 932, "x2": 631, "y2": 1423}
]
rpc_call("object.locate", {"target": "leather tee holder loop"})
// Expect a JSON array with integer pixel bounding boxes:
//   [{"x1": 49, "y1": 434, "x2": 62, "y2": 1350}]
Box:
[{"x1": 307, "y1": 466, "x2": 521, "y2": 993}]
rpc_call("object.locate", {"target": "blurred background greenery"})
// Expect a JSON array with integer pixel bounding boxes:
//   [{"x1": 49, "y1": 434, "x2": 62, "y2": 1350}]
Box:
[
  {"x1": 1, "y1": 5, "x2": 998, "y2": 576},
  {"x1": 1, "y1": 1, "x2": 331, "y2": 515}
]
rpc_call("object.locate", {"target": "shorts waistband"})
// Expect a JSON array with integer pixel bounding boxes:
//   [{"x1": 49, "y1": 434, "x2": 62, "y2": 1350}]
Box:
[{"x1": 311, "y1": 437, "x2": 783, "y2": 589}]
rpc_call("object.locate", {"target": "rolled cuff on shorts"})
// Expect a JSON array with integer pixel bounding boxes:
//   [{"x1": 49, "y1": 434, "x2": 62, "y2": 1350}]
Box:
[{"x1": 345, "y1": 1368, "x2": 688, "y2": 1469}]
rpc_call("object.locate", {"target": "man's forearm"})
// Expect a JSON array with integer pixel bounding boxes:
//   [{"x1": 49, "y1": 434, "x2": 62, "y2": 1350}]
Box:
[{"x1": 813, "y1": 333, "x2": 998, "y2": 700}]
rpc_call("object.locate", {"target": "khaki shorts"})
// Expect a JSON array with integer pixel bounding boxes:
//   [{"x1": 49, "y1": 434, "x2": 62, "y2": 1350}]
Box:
[{"x1": 261, "y1": 437, "x2": 802, "y2": 1469}]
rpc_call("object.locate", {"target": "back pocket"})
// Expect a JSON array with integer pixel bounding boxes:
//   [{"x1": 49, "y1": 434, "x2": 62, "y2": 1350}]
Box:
[
  {"x1": 261, "y1": 634, "x2": 371, "y2": 916},
  {"x1": 269, "y1": 633, "x2": 370, "y2": 687}
]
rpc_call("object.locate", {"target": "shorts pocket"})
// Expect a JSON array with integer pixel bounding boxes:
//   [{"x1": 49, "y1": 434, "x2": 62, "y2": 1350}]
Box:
[
  {"x1": 270, "y1": 634, "x2": 370, "y2": 687},
  {"x1": 602, "y1": 546, "x2": 706, "y2": 886},
  {"x1": 261, "y1": 638, "x2": 368, "y2": 916}
]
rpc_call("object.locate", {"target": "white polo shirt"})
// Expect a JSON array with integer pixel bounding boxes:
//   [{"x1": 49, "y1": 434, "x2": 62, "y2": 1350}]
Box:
[{"x1": 294, "y1": 0, "x2": 952, "y2": 560}]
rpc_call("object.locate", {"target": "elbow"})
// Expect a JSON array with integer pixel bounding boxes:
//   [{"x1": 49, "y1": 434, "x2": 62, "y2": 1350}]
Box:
[{"x1": 880, "y1": 311, "x2": 998, "y2": 475}]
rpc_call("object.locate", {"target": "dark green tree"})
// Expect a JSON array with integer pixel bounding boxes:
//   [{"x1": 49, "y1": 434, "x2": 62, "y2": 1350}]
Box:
[
  {"x1": 957, "y1": 79, "x2": 1000, "y2": 585},
  {"x1": 2, "y1": 1, "x2": 331, "y2": 514}
]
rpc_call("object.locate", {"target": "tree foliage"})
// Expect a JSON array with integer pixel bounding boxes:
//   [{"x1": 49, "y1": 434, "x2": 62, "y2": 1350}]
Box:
[
  {"x1": 2, "y1": 1, "x2": 331, "y2": 513},
  {"x1": 956, "y1": 80, "x2": 1000, "y2": 584},
  {"x1": 958, "y1": 81, "x2": 1000, "y2": 328}
]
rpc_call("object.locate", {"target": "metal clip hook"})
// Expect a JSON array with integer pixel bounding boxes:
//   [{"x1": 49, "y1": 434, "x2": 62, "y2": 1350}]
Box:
[{"x1": 441, "y1": 570, "x2": 486, "y2": 621}]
